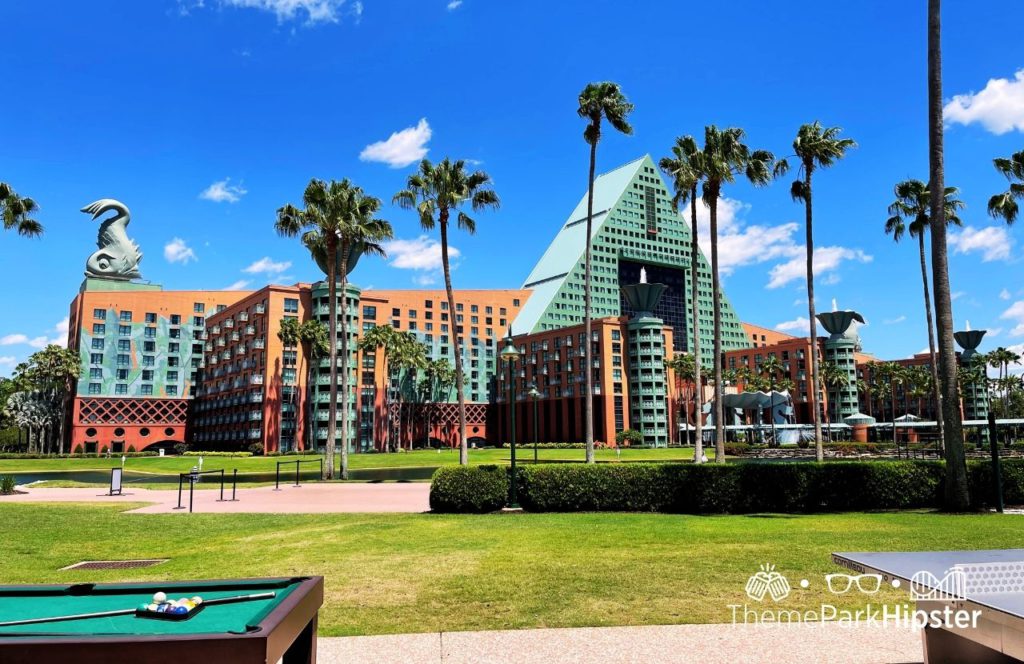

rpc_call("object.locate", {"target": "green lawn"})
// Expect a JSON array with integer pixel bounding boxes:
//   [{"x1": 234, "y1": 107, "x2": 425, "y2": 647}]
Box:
[
  {"x1": 0, "y1": 503, "x2": 1017, "y2": 636},
  {"x1": 0, "y1": 447, "x2": 695, "y2": 475}
]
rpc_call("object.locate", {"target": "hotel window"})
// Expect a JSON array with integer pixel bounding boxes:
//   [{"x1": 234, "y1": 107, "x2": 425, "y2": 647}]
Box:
[
  {"x1": 408, "y1": 310, "x2": 417, "y2": 319},
  {"x1": 115, "y1": 384, "x2": 127, "y2": 395},
  {"x1": 89, "y1": 368, "x2": 102, "y2": 379},
  {"x1": 362, "y1": 322, "x2": 374, "y2": 332},
  {"x1": 143, "y1": 370, "x2": 154, "y2": 381},
  {"x1": 168, "y1": 356, "x2": 180, "y2": 368},
  {"x1": 92, "y1": 323, "x2": 105, "y2": 335},
  {"x1": 499, "y1": 308, "x2": 507, "y2": 316},
  {"x1": 194, "y1": 302, "x2": 205, "y2": 313},
  {"x1": 363, "y1": 306, "x2": 376, "y2": 320},
  {"x1": 391, "y1": 320, "x2": 400, "y2": 328},
  {"x1": 425, "y1": 323, "x2": 433, "y2": 332},
  {"x1": 409, "y1": 322, "x2": 418, "y2": 331},
  {"x1": 167, "y1": 385, "x2": 178, "y2": 396},
  {"x1": 118, "y1": 325, "x2": 131, "y2": 336},
  {"x1": 119, "y1": 311, "x2": 132, "y2": 322},
  {"x1": 93, "y1": 308, "x2": 106, "y2": 319},
  {"x1": 284, "y1": 298, "x2": 299, "y2": 313},
  {"x1": 143, "y1": 341, "x2": 155, "y2": 352},
  {"x1": 145, "y1": 312, "x2": 157, "y2": 323},
  {"x1": 116, "y1": 369, "x2": 129, "y2": 380},
  {"x1": 141, "y1": 385, "x2": 153, "y2": 396},
  {"x1": 193, "y1": 316, "x2": 204, "y2": 326},
  {"x1": 217, "y1": 304, "x2": 227, "y2": 312},
  {"x1": 169, "y1": 342, "x2": 179, "y2": 353},
  {"x1": 392, "y1": 307, "x2": 400, "y2": 317},
  {"x1": 471, "y1": 305, "x2": 478, "y2": 313},
  {"x1": 117, "y1": 340, "x2": 130, "y2": 351},
  {"x1": 441, "y1": 301, "x2": 448, "y2": 310},
  {"x1": 456, "y1": 303, "x2": 463, "y2": 312},
  {"x1": 170, "y1": 314, "x2": 181, "y2": 325},
  {"x1": 425, "y1": 311, "x2": 433, "y2": 320},
  {"x1": 513, "y1": 299, "x2": 520, "y2": 307},
  {"x1": 91, "y1": 338, "x2": 105, "y2": 350},
  {"x1": 142, "y1": 355, "x2": 154, "y2": 367},
  {"x1": 90, "y1": 353, "x2": 103, "y2": 364},
  {"x1": 89, "y1": 383, "x2": 102, "y2": 395},
  {"x1": 144, "y1": 327, "x2": 156, "y2": 338},
  {"x1": 169, "y1": 328, "x2": 180, "y2": 339}
]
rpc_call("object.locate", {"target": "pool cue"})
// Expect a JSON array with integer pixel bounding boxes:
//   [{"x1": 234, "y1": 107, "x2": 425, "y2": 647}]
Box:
[{"x1": 0, "y1": 591, "x2": 277, "y2": 628}]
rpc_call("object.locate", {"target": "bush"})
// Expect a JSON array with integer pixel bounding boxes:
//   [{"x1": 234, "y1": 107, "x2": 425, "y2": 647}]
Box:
[
  {"x1": 429, "y1": 460, "x2": 1018, "y2": 514},
  {"x1": 183, "y1": 451, "x2": 253, "y2": 458},
  {"x1": 615, "y1": 429, "x2": 644, "y2": 446},
  {"x1": 248, "y1": 442, "x2": 265, "y2": 456},
  {"x1": 0, "y1": 475, "x2": 15, "y2": 495},
  {"x1": 430, "y1": 465, "x2": 509, "y2": 513},
  {"x1": 72, "y1": 444, "x2": 83, "y2": 455},
  {"x1": 722, "y1": 443, "x2": 754, "y2": 456},
  {"x1": 173, "y1": 443, "x2": 189, "y2": 456},
  {"x1": 126, "y1": 445, "x2": 136, "y2": 453}
]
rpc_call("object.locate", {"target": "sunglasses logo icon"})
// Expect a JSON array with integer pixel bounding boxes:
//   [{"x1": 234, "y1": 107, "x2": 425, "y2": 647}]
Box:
[{"x1": 826, "y1": 574, "x2": 882, "y2": 595}]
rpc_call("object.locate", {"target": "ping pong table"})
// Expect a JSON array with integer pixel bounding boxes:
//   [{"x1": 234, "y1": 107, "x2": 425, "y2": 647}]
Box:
[{"x1": 834, "y1": 549, "x2": 1024, "y2": 664}]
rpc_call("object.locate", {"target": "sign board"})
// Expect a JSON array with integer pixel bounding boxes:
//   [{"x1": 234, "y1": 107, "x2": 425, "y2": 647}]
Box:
[{"x1": 110, "y1": 467, "x2": 123, "y2": 496}]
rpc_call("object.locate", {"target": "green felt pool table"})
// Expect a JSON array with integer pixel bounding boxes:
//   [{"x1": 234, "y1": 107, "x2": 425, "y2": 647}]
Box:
[{"x1": 0, "y1": 576, "x2": 323, "y2": 664}]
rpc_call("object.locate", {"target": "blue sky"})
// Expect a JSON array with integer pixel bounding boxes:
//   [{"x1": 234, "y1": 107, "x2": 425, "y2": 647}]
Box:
[{"x1": 2, "y1": 0, "x2": 1023, "y2": 375}]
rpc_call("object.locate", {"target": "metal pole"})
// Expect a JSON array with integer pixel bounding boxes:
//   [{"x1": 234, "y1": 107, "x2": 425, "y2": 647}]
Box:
[
  {"x1": 231, "y1": 469, "x2": 238, "y2": 501},
  {"x1": 319, "y1": 456, "x2": 324, "y2": 480},
  {"x1": 509, "y1": 360, "x2": 518, "y2": 508},
  {"x1": 275, "y1": 462, "x2": 281, "y2": 491},
  {"x1": 174, "y1": 474, "x2": 184, "y2": 510},
  {"x1": 989, "y1": 411, "x2": 1004, "y2": 513},
  {"x1": 533, "y1": 395, "x2": 539, "y2": 464},
  {"x1": 218, "y1": 469, "x2": 225, "y2": 502},
  {"x1": 188, "y1": 474, "x2": 194, "y2": 513}
]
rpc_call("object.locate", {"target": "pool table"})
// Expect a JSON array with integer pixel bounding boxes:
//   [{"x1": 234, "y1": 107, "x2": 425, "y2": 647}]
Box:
[{"x1": 0, "y1": 576, "x2": 323, "y2": 664}]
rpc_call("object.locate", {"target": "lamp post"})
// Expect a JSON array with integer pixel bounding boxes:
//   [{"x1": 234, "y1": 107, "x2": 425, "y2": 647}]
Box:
[
  {"x1": 528, "y1": 383, "x2": 540, "y2": 463},
  {"x1": 500, "y1": 330, "x2": 521, "y2": 508}
]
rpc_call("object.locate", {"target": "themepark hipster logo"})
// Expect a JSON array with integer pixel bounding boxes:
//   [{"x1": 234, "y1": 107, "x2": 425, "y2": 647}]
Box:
[{"x1": 744, "y1": 564, "x2": 791, "y2": 602}]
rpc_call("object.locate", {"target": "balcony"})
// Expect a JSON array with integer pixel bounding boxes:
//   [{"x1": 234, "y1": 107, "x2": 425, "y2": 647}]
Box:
[
  {"x1": 231, "y1": 331, "x2": 240, "y2": 342},
  {"x1": 212, "y1": 325, "x2": 221, "y2": 335},
  {"x1": 236, "y1": 346, "x2": 247, "y2": 356},
  {"x1": 254, "y1": 303, "x2": 265, "y2": 315},
  {"x1": 217, "y1": 337, "x2": 226, "y2": 347},
  {"x1": 250, "y1": 375, "x2": 264, "y2": 385},
  {"x1": 204, "y1": 342, "x2": 212, "y2": 352},
  {"x1": 208, "y1": 356, "x2": 218, "y2": 365},
  {"x1": 253, "y1": 338, "x2": 266, "y2": 349},
  {"x1": 248, "y1": 392, "x2": 263, "y2": 403},
  {"x1": 247, "y1": 429, "x2": 261, "y2": 440},
  {"x1": 220, "y1": 351, "x2": 231, "y2": 361},
  {"x1": 247, "y1": 410, "x2": 262, "y2": 421},
  {"x1": 224, "y1": 319, "x2": 234, "y2": 329},
  {"x1": 239, "y1": 311, "x2": 249, "y2": 322},
  {"x1": 244, "y1": 325, "x2": 255, "y2": 336}
]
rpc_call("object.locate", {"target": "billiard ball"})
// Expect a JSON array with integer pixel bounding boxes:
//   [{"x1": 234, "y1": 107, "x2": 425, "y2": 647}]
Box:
[{"x1": 153, "y1": 592, "x2": 167, "y2": 604}]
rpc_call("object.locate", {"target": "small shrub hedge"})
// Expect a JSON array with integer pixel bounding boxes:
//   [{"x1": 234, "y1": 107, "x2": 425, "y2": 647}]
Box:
[
  {"x1": 182, "y1": 451, "x2": 253, "y2": 458},
  {"x1": 430, "y1": 459, "x2": 1024, "y2": 513},
  {"x1": 430, "y1": 465, "x2": 509, "y2": 513}
]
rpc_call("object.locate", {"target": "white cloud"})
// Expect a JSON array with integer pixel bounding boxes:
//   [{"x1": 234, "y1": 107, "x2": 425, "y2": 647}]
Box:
[
  {"x1": 1, "y1": 317, "x2": 69, "y2": 350},
  {"x1": 55, "y1": 316, "x2": 69, "y2": 337},
  {"x1": 243, "y1": 257, "x2": 292, "y2": 274},
  {"x1": 775, "y1": 316, "x2": 810, "y2": 333},
  {"x1": 26, "y1": 336, "x2": 49, "y2": 350},
  {"x1": 949, "y1": 225, "x2": 1013, "y2": 262},
  {"x1": 0, "y1": 356, "x2": 15, "y2": 369},
  {"x1": 359, "y1": 118, "x2": 431, "y2": 168},
  {"x1": 1001, "y1": 288, "x2": 1012, "y2": 301},
  {"x1": 884, "y1": 315, "x2": 907, "y2": 325},
  {"x1": 447, "y1": 0, "x2": 462, "y2": 9},
  {"x1": 384, "y1": 236, "x2": 459, "y2": 271},
  {"x1": 0, "y1": 334, "x2": 28, "y2": 346},
  {"x1": 987, "y1": 327, "x2": 1003, "y2": 338},
  {"x1": 1001, "y1": 300, "x2": 1024, "y2": 337},
  {"x1": 951, "y1": 291, "x2": 966, "y2": 302},
  {"x1": 199, "y1": 178, "x2": 247, "y2": 203},
  {"x1": 1008, "y1": 343, "x2": 1024, "y2": 375},
  {"x1": 690, "y1": 198, "x2": 803, "y2": 275},
  {"x1": 225, "y1": 279, "x2": 252, "y2": 291},
  {"x1": 220, "y1": 0, "x2": 354, "y2": 24},
  {"x1": 766, "y1": 246, "x2": 873, "y2": 289},
  {"x1": 164, "y1": 238, "x2": 198, "y2": 264},
  {"x1": 412, "y1": 273, "x2": 438, "y2": 286},
  {"x1": 944, "y1": 69, "x2": 1024, "y2": 134}
]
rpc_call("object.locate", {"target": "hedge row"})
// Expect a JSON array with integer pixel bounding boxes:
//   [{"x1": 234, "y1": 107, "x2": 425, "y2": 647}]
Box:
[
  {"x1": 0, "y1": 452, "x2": 159, "y2": 459},
  {"x1": 430, "y1": 460, "x2": 1024, "y2": 514},
  {"x1": 183, "y1": 451, "x2": 253, "y2": 458}
]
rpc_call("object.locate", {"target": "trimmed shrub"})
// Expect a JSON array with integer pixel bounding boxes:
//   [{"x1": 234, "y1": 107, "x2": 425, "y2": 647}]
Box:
[
  {"x1": 430, "y1": 465, "x2": 509, "y2": 513},
  {"x1": 248, "y1": 443, "x2": 265, "y2": 456},
  {"x1": 434, "y1": 459, "x2": 1024, "y2": 514},
  {"x1": 183, "y1": 451, "x2": 254, "y2": 458},
  {"x1": 615, "y1": 429, "x2": 643, "y2": 446},
  {"x1": 126, "y1": 445, "x2": 136, "y2": 453},
  {"x1": 173, "y1": 443, "x2": 189, "y2": 456},
  {"x1": 0, "y1": 475, "x2": 15, "y2": 495},
  {"x1": 72, "y1": 444, "x2": 83, "y2": 455}
]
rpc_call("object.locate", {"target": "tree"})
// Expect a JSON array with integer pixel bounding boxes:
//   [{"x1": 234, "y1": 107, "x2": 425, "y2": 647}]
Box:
[
  {"x1": 17, "y1": 344, "x2": 80, "y2": 454},
  {"x1": 577, "y1": 82, "x2": 634, "y2": 464},
  {"x1": 277, "y1": 318, "x2": 328, "y2": 451},
  {"x1": 698, "y1": 126, "x2": 780, "y2": 463},
  {"x1": 778, "y1": 122, "x2": 855, "y2": 461},
  {"x1": 358, "y1": 324, "x2": 402, "y2": 451},
  {"x1": 660, "y1": 136, "x2": 707, "y2": 462},
  {"x1": 665, "y1": 353, "x2": 697, "y2": 447},
  {"x1": 820, "y1": 360, "x2": 850, "y2": 442},
  {"x1": 422, "y1": 358, "x2": 456, "y2": 449},
  {"x1": 928, "y1": 0, "x2": 970, "y2": 510},
  {"x1": 885, "y1": 179, "x2": 963, "y2": 449},
  {"x1": 0, "y1": 183, "x2": 43, "y2": 238},
  {"x1": 758, "y1": 354, "x2": 786, "y2": 447},
  {"x1": 987, "y1": 348, "x2": 1022, "y2": 416},
  {"x1": 856, "y1": 378, "x2": 874, "y2": 418},
  {"x1": 988, "y1": 150, "x2": 1024, "y2": 224},
  {"x1": 275, "y1": 179, "x2": 393, "y2": 479},
  {"x1": 394, "y1": 158, "x2": 500, "y2": 465}
]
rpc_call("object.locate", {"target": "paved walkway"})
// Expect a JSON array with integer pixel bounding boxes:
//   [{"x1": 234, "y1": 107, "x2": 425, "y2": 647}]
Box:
[
  {"x1": 0, "y1": 482, "x2": 431, "y2": 513},
  {"x1": 318, "y1": 623, "x2": 922, "y2": 663}
]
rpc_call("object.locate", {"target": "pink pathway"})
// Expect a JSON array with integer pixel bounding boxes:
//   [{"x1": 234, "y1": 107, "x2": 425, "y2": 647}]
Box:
[{"x1": 0, "y1": 482, "x2": 431, "y2": 514}]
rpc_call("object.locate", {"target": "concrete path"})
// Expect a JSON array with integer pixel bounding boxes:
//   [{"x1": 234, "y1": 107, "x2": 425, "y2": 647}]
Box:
[
  {"x1": 0, "y1": 482, "x2": 431, "y2": 514},
  {"x1": 318, "y1": 623, "x2": 922, "y2": 663}
]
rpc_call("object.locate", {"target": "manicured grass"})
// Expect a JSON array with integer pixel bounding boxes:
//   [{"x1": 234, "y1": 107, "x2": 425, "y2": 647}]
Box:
[
  {"x1": 0, "y1": 503, "x2": 1018, "y2": 636},
  {"x1": 0, "y1": 447, "x2": 696, "y2": 475}
]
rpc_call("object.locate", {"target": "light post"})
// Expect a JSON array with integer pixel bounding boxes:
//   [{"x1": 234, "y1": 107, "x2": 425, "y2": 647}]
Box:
[
  {"x1": 528, "y1": 383, "x2": 540, "y2": 463},
  {"x1": 500, "y1": 330, "x2": 521, "y2": 508}
]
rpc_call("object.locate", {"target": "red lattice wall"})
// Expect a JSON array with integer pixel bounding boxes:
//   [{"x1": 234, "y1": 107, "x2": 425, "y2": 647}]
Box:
[{"x1": 70, "y1": 398, "x2": 188, "y2": 453}]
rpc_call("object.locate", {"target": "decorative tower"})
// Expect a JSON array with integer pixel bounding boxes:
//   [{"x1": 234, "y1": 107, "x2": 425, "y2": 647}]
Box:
[
  {"x1": 815, "y1": 310, "x2": 865, "y2": 423},
  {"x1": 954, "y1": 327, "x2": 989, "y2": 423},
  {"x1": 620, "y1": 268, "x2": 669, "y2": 447}
]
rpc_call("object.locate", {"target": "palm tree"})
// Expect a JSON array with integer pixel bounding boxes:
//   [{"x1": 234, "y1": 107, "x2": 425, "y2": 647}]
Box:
[
  {"x1": 820, "y1": 360, "x2": 850, "y2": 442},
  {"x1": 759, "y1": 354, "x2": 785, "y2": 446},
  {"x1": 423, "y1": 358, "x2": 456, "y2": 450},
  {"x1": 0, "y1": 183, "x2": 43, "y2": 238},
  {"x1": 928, "y1": 0, "x2": 970, "y2": 510},
  {"x1": 660, "y1": 136, "x2": 706, "y2": 463},
  {"x1": 665, "y1": 353, "x2": 696, "y2": 446},
  {"x1": 779, "y1": 122, "x2": 856, "y2": 461},
  {"x1": 988, "y1": 150, "x2": 1024, "y2": 224},
  {"x1": 275, "y1": 179, "x2": 393, "y2": 479},
  {"x1": 988, "y1": 347, "x2": 1022, "y2": 416},
  {"x1": 357, "y1": 324, "x2": 406, "y2": 451},
  {"x1": 394, "y1": 158, "x2": 500, "y2": 465},
  {"x1": 856, "y1": 378, "x2": 873, "y2": 418},
  {"x1": 699, "y1": 126, "x2": 780, "y2": 462},
  {"x1": 577, "y1": 82, "x2": 634, "y2": 464},
  {"x1": 885, "y1": 179, "x2": 963, "y2": 449}
]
